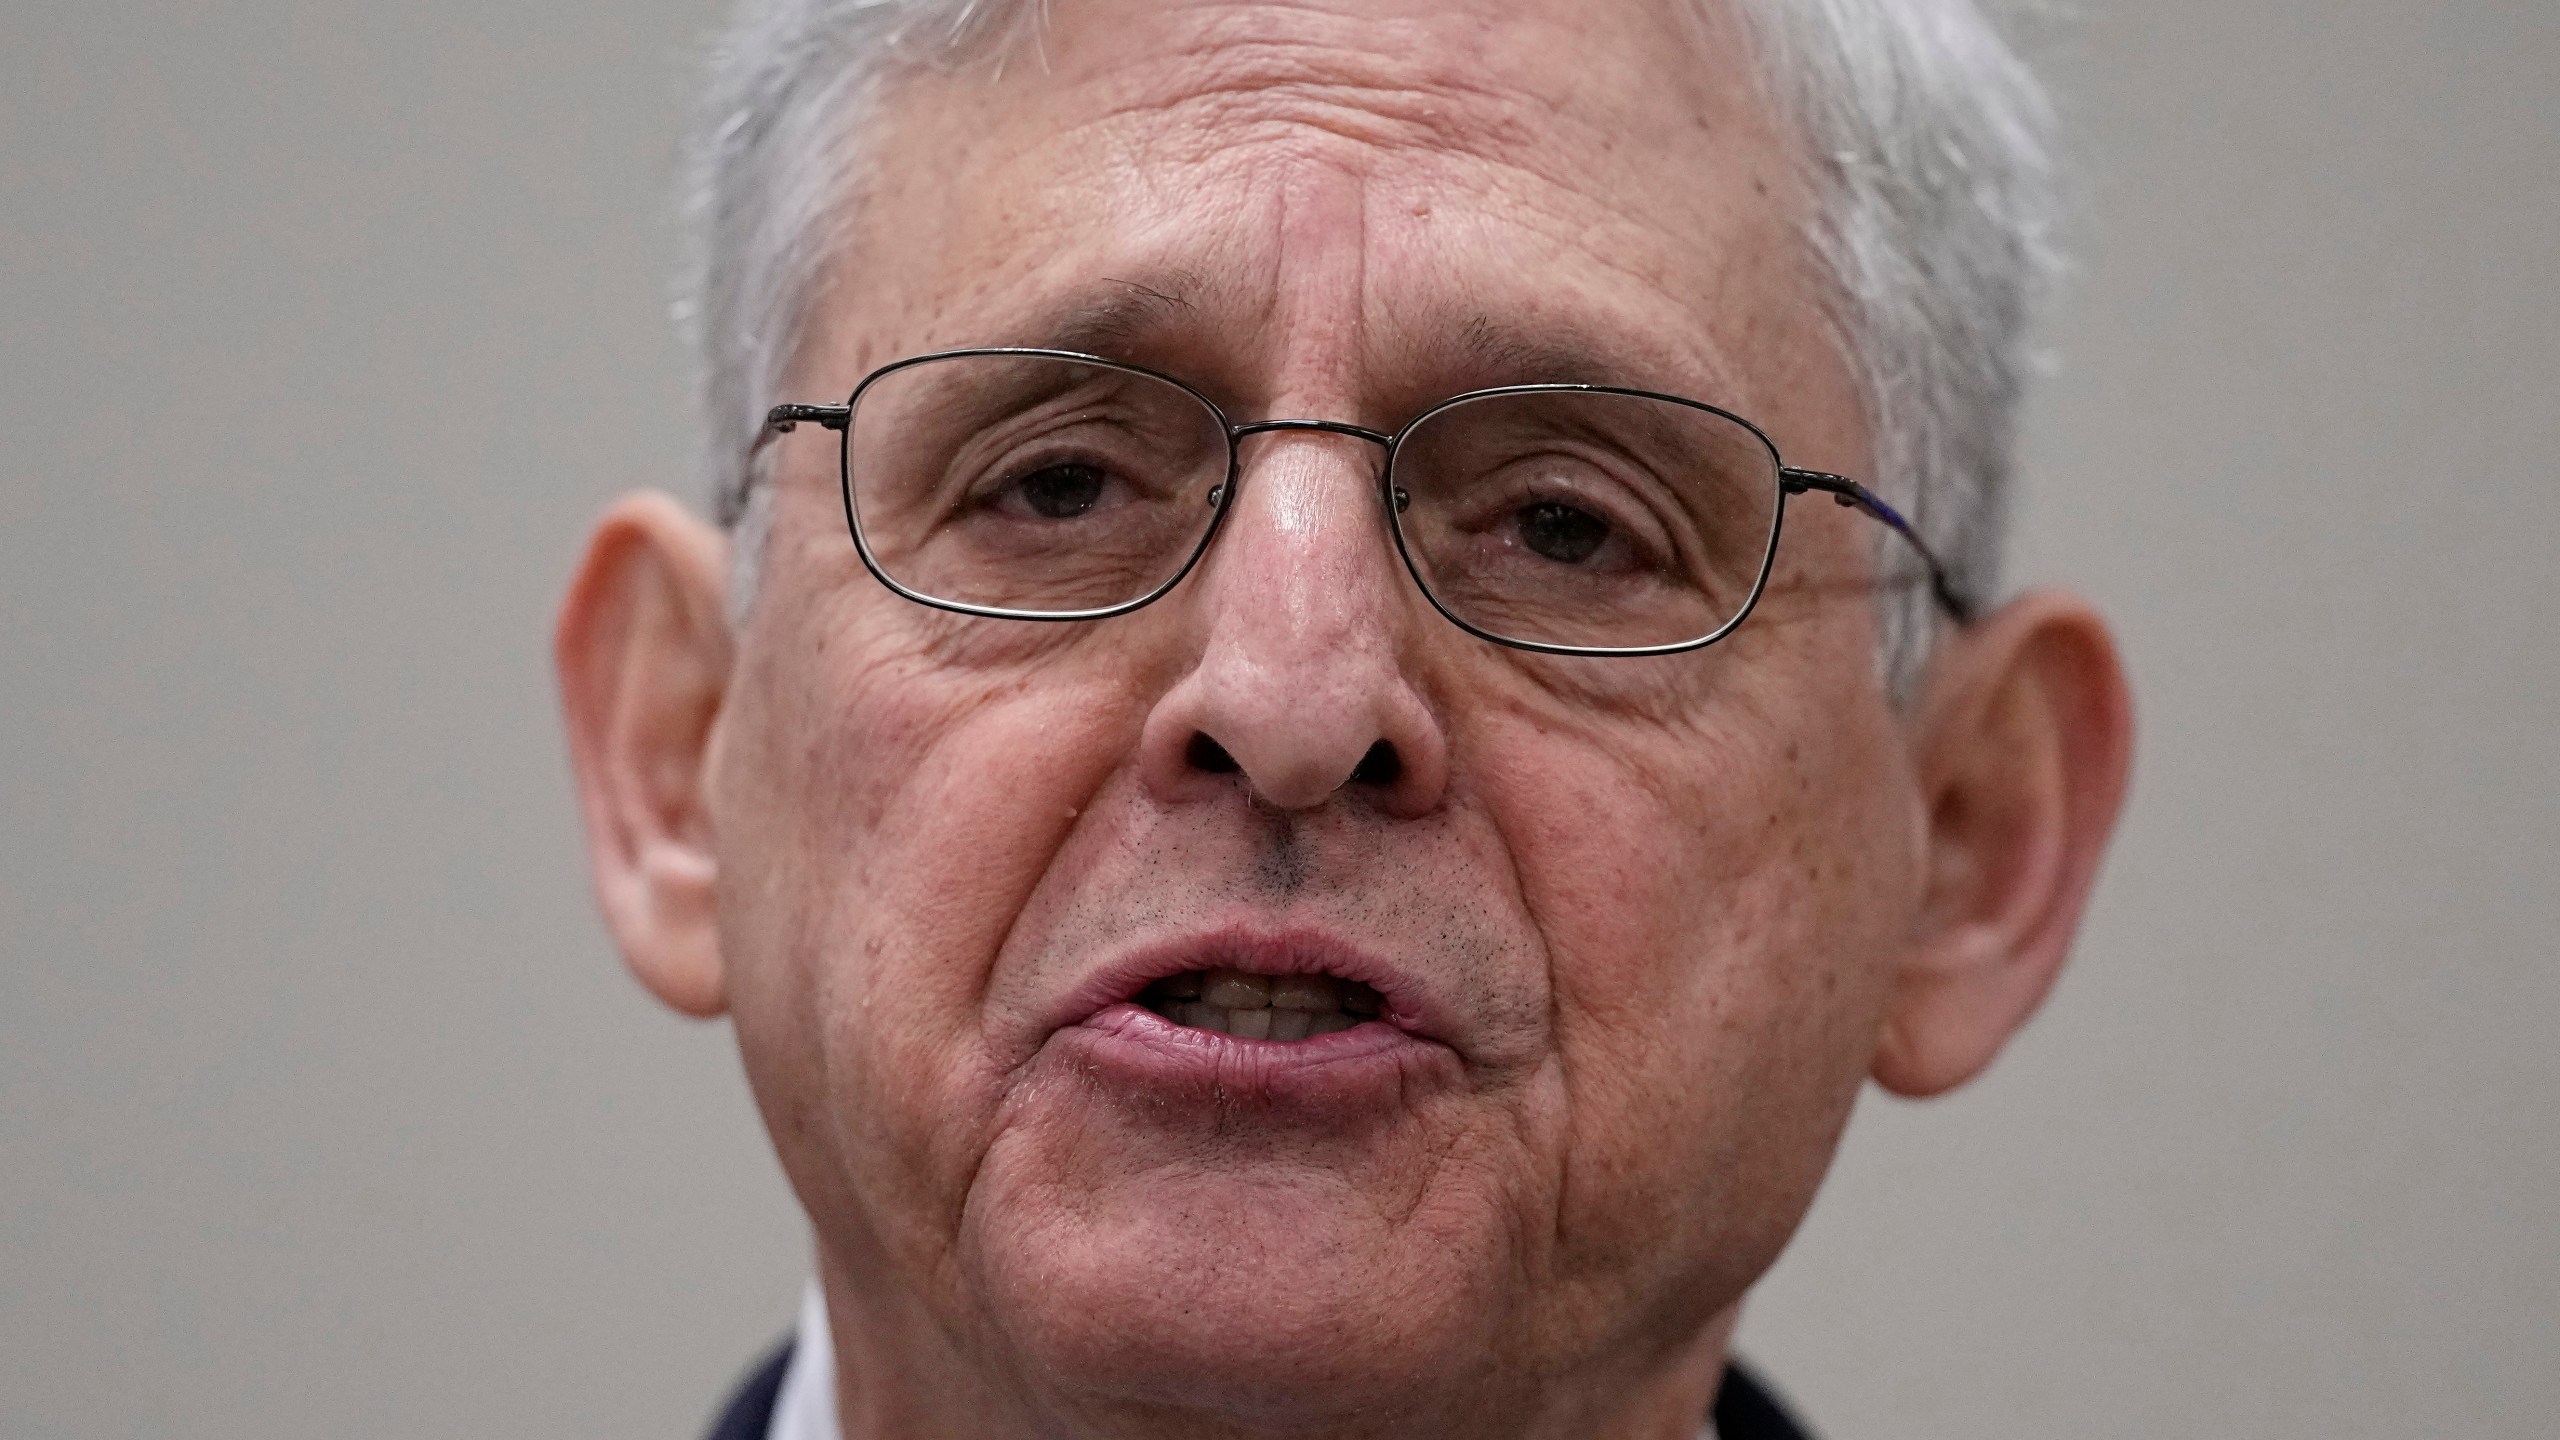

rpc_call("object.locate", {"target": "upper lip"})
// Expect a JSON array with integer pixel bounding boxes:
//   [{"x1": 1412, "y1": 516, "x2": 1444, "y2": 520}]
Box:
[{"x1": 1047, "y1": 924, "x2": 1453, "y2": 1045}]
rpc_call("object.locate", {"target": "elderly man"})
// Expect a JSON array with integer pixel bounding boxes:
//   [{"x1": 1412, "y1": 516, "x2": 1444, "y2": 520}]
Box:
[{"x1": 555, "y1": 0, "x2": 2133, "y2": 1434}]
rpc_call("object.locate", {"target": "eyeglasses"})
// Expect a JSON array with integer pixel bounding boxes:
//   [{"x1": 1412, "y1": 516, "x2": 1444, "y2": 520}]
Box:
[{"x1": 762, "y1": 348, "x2": 1971, "y2": 657}]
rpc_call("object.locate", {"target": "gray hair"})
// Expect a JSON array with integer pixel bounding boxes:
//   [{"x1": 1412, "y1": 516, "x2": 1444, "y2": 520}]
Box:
[{"x1": 679, "y1": 0, "x2": 2059, "y2": 687}]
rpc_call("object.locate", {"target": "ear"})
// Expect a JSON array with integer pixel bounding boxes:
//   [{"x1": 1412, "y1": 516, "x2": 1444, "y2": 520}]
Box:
[
  {"x1": 554, "y1": 492, "x2": 735, "y2": 1019},
  {"x1": 1873, "y1": 589, "x2": 2135, "y2": 1097}
]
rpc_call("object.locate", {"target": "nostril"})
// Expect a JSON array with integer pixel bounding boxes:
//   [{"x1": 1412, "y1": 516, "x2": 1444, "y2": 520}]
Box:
[
  {"x1": 1349, "y1": 740, "x2": 1401, "y2": 787},
  {"x1": 1186, "y1": 733, "x2": 1242, "y2": 774}
]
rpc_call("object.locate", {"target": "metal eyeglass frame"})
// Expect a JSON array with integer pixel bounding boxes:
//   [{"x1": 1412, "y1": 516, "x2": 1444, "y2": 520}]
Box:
[{"x1": 762, "y1": 346, "x2": 1975, "y2": 658}]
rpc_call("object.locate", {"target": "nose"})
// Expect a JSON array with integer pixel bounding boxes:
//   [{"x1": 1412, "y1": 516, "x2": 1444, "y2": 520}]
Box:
[{"x1": 1137, "y1": 430, "x2": 1449, "y2": 817}]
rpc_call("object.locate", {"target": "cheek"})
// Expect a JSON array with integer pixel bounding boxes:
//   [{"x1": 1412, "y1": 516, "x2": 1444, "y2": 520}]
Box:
[
  {"x1": 710, "y1": 582, "x2": 1155, "y2": 1266},
  {"x1": 1464, "y1": 670, "x2": 1911, "y2": 1299}
]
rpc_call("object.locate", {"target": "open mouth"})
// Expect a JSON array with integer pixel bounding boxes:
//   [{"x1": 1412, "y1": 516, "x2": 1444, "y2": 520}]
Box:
[{"x1": 1136, "y1": 967, "x2": 1385, "y2": 1042}]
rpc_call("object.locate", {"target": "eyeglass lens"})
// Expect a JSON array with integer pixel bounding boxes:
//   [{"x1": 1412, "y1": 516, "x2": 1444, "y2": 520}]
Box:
[
  {"x1": 848, "y1": 353, "x2": 1231, "y2": 616},
  {"x1": 844, "y1": 352, "x2": 1784, "y2": 650}
]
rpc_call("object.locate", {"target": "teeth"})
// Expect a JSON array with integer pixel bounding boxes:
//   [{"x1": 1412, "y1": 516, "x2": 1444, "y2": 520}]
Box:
[
  {"x1": 1146, "y1": 969, "x2": 1384, "y2": 1040},
  {"x1": 1201, "y1": 970, "x2": 1271, "y2": 1009},
  {"x1": 1269, "y1": 975, "x2": 1338, "y2": 1011}
]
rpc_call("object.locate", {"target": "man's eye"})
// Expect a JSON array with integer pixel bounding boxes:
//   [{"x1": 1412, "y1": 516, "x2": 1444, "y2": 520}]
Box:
[
  {"x1": 1515, "y1": 500, "x2": 1611, "y2": 564},
  {"x1": 1011, "y1": 462, "x2": 1106, "y2": 519}
]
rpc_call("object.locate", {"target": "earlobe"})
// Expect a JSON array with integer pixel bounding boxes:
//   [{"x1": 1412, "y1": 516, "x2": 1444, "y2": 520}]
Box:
[
  {"x1": 1873, "y1": 590, "x2": 2134, "y2": 1097},
  {"x1": 554, "y1": 492, "x2": 735, "y2": 1019}
]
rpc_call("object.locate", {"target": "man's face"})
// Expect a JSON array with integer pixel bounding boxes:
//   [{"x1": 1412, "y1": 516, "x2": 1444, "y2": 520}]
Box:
[{"x1": 722, "y1": 0, "x2": 1916, "y2": 1426}]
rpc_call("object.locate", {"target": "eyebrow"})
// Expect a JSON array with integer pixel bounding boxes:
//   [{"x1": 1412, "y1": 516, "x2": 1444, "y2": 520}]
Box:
[
  {"x1": 992, "y1": 277, "x2": 1738, "y2": 414},
  {"x1": 1438, "y1": 314, "x2": 1700, "y2": 395},
  {"x1": 1016, "y1": 276, "x2": 1203, "y2": 357}
]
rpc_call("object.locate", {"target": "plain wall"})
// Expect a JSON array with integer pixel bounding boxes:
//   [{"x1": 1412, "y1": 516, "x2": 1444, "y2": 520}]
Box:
[{"x1": 3, "y1": 2, "x2": 2552, "y2": 1435}]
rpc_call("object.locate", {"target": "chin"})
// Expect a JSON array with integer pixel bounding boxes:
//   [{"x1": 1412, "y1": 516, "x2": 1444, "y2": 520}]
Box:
[{"x1": 964, "y1": 1166, "x2": 1515, "y2": 1425}]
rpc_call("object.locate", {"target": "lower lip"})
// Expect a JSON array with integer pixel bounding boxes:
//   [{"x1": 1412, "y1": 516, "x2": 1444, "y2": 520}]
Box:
[{"x1": 1056, "y1": 1002, "x2": 1461, "y2": 1110}]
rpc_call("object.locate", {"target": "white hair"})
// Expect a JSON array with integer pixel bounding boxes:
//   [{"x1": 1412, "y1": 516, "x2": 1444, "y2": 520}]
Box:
[{"x1": 679, "y1": 0, "x2": 2059, "y2": 687}]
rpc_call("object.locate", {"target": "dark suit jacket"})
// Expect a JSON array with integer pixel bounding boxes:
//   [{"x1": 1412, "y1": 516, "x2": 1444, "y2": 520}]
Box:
[{"x1": 706, "y1": 1341, "x2": 1815, "y2": 1440}]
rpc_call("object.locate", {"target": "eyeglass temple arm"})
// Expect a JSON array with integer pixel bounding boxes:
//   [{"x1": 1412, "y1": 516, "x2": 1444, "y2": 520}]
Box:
[
  {"x1": 1780, "y1": 468, "x2": 1977, "y2": 625},
  {"x1": 766, "y1": 403, "x2": 851, "y2": 434},
  {"x1": 747, "y1": 403, "x2": 853, "y2": 461}
]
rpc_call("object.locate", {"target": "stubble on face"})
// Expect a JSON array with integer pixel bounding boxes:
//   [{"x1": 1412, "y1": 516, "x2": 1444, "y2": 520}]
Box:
[{"x1": 711, "y1": 1, "x2": 1920, "y2": 1434}]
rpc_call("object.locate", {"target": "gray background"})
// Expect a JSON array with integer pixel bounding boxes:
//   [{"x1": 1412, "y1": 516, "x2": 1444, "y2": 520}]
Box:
[{"x1": 3, "y1": 1, "x2": 2552, "y2": 1435}]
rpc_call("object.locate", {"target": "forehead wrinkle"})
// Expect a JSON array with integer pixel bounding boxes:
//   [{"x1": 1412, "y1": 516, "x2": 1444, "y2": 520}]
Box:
[
  {"x1": 1024, "y1": 10, "x2": 1797, "y2": 409},
  {"x1": 1046, "y1": 0, "x2": 1619, "y2": 179},
  {"x1": 852, "y1": 0, "x2": 1831, "y2": 436}
]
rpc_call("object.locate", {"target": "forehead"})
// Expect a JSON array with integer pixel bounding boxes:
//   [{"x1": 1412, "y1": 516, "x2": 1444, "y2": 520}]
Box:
[{"x1": 823, "y1": 0, "x2": 1845, "y2": 428}]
